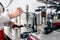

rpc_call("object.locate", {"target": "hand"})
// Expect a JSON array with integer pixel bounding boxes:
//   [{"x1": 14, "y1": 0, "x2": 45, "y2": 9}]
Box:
[
  {"x1": 8, "y1": 21, "x2": 20, "y2": 30},
  {"x1": 9, "y1": 7, "x2": 23, "y2": 19}
]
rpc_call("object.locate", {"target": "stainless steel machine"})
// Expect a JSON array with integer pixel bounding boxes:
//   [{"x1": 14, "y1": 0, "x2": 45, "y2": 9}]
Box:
[{"x1": 11, "y1": 0, "x2": 60, "y2": 40}]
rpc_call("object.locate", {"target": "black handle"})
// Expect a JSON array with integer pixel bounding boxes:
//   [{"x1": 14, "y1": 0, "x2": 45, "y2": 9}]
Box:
[{"x1": 12, "y1": 25, "x2": 23, "y2": 28}]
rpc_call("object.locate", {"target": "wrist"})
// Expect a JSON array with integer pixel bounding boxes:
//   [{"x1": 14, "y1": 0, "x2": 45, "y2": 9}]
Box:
[{"x1": 9, "y1": 13, "x2": 16, "y2": 19}]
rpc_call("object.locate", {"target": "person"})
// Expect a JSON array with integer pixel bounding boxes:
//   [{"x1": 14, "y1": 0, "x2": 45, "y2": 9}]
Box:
[{"x1": 0, "y1": 2, "x2": 23, "y2": 40}]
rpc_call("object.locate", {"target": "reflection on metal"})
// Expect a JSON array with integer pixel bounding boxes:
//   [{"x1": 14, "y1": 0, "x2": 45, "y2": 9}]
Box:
[
  {"x1": 5, "y1": 0, "x2": 13, "y2": 8},
  {"x1": 26, "y1": 5, "x2": 29, "y2": 24},
  {"x1": 37, "y1": 0, "x2": 46, "y2": 2},
  {"x1": 37, "y1": 0, "x2": 60, "y2": 2},
  {"x1": 36, "y1": 0, "x2": 60, "y2": 5},
  {"x1": 0, "y1": 2, "x2": 4, "y2": 14}
]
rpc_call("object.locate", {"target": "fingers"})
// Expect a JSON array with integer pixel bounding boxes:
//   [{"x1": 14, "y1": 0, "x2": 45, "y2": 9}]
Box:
[
  {"x1": 16, "y1": 7, "x2": 23, "y2": 13},
  {"x1": 17, "y1": 7, "x2": 22, "y2": 11},
  {"x1": 9, "y1": 7, "x2": 23, "y2": 19}
]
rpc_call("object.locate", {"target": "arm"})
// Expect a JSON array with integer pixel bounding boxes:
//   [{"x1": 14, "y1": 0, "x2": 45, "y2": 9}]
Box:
[
  {"x1": 0, "y1": 7, "x2": 22, "y2": 24},
  {"x1": 0, "y1": 11, "x2": 10, "y2": 23},
  {"x1": 9, "y1": 7, "x2": 22, "y2": 19},
  {"x1": 8, "y1": 21, "x2": 22, "y2": 30},
  {"x1": 8, "y1": 21, "x2": 19, "y2": 27}
]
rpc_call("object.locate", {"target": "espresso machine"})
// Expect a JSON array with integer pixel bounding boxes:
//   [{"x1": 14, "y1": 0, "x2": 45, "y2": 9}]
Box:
[
  {"x1": 13, "y1": 0, "x2": 60, "y2": 40},
  {"x1": 35, "y1": 6, "x2": 46, "y2": 25},
  {"x1": 19, "y1": 5, "x2": 37, "y2": 40},
  {"x1": 35, "y1": 0, "x2": 60, "y2": 35}
]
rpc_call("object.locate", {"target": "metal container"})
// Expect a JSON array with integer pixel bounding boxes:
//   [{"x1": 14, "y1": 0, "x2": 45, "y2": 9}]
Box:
[{"x1": 35, "y1": 11, "x2": 42, "y2": 25}]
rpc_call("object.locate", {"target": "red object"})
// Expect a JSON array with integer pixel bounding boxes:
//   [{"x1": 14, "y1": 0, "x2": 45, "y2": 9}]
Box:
[
  {"x1": 52, "y1": 22, "x2": 60, "y2": 27},
  {"x1": 0, "y1": 30, "x2": 4, "y2": 40},
  {"x1": 28, "y1": 35, "x2": 40, "y2": 40},
  {"x1": 28, "y1": 36, "x2": 32, "y2": 40}
]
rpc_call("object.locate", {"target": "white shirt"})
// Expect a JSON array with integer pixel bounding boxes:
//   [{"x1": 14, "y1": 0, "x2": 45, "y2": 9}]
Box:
[{"x1": 0, "y1": 11, "x2": 10, "y2": 30}]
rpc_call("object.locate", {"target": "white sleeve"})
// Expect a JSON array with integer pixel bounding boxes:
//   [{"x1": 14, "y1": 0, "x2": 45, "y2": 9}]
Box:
[{"x1": 0, "y1": 11, "x2": 10, "y2": 24}]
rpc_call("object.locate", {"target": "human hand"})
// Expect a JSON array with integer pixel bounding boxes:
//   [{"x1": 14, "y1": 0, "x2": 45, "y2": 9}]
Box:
[{"x1": 9, "y1": 7, "x2": 23, "y2": 19}]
